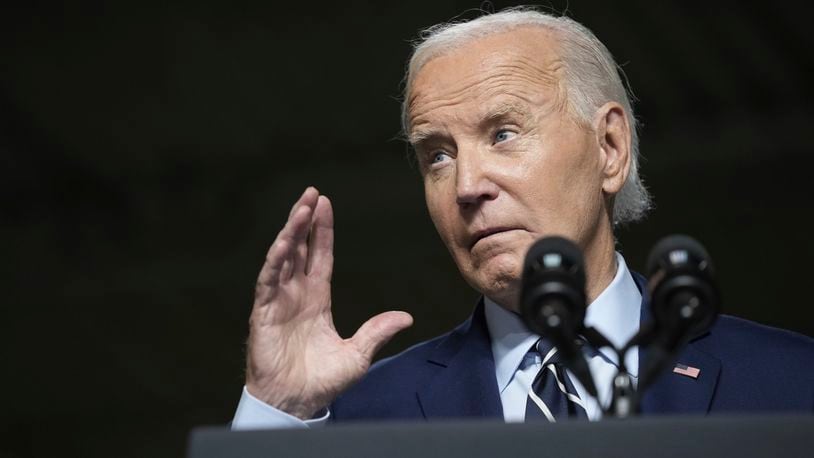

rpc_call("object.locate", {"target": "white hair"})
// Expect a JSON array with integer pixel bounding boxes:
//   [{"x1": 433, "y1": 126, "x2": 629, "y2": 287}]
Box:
[{"x1": 402, "y1": 7, "x2": 652, "y2": 225}]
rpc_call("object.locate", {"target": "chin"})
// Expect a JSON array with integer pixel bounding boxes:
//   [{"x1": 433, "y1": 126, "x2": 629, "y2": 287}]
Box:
[{"x1": 467, "y1": 252, "x2": 522, "y2": 306}]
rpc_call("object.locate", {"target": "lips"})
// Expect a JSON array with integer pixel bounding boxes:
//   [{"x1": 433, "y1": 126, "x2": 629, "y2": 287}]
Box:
[{"x1": 469, "y1": 226, "x2": 524, "y2": 249}]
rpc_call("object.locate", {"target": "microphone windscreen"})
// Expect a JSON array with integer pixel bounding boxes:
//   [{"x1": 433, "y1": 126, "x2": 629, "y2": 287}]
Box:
[
  {"x1": 645, "y1": 234, "x2": 720, "y2": 341},
  {"x1": 646, "y1": 234, "x2": 714, "y2": 278},
  {"x1": 523, "y1": 235, "x2": 585, "y2": 290}
]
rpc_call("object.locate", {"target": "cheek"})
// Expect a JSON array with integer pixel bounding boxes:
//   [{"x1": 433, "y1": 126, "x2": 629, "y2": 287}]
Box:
[
  {"x1": 519, "y1": 132, "x2": 601, "y2": 228},
  {"x1": 424, "y1": 180, "x2": 455, "y2": 240},
  {"x1": 546, "y1": 127, "x2": 599, "y2": 188},
  {"x1": 555, "y1": 139, "x2": 605, "y2": 233}
]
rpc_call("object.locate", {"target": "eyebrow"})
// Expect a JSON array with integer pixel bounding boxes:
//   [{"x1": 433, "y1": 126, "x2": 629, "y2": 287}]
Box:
[
  {"x1": 481, "y1": 101, "x2": 533, "y2": 125},
  {"x1": 407, "y1": 101, "x2": 533, "y2": 146},
  {"x1": 407, "y1": 128, "x2": 440, "y2": 146}
]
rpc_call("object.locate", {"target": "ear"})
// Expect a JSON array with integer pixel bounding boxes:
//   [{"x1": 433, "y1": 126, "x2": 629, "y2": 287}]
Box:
[{"x1": 593, "y1": 102, "x2": 632, "y2": 196}]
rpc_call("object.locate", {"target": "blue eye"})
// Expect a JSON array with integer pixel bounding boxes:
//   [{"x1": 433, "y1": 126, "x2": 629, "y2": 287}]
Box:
[
  {"x1": 494, "y1": 129, "x2": 516, "y2": 143},
  {"x1": 431, "y1": 151, "x2": 450, "y2": 164}
]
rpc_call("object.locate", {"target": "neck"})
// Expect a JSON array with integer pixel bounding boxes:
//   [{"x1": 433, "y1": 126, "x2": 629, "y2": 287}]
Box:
[
  {"x1": 582, "y1": 228, "x2": 618, "y2": 305},
  {"x1": 492, "y1": 226, "x2": 618, "y2": 312}
]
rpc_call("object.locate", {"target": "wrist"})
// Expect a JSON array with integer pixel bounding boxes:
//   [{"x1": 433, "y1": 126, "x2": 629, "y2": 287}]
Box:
[{"x1": 245, "y1": 381, "x2": 321, "y2": 420}]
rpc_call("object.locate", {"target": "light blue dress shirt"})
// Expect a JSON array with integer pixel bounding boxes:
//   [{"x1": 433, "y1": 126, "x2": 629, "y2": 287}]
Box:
[
  {"x1": 485, "y1": 252, "x2": 640, "y2": 421},
  {"x1": 232, "y1": 252, "x2": 641, "y2": 428}
]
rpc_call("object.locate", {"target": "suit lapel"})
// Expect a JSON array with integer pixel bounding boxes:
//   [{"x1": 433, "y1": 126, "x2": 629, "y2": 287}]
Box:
[
  {"x1": 416, "y1": 300, "x2": 503, "y2": 419},
  {"x1": 632, "y1": 271, "x2": 722, "y2": 414},
  {"x1": 639, "y1": 343, "x2": 721, "y2": 414}
]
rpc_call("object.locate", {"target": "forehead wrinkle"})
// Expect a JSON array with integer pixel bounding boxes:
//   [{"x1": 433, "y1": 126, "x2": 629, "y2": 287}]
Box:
[
  {"x1": 408, "y1": 70, "x2": 487, "y2": 126},
  {"x1": 408, "y1": 100, "x2": 478, "y2": 144},
  {"x1": 478, "y1": 76, "x2": 550, "y2": 107},
  {"x1": 411, "y1": 75, "x2": 557, "y2": 138},
  {"x1": 409, "y1": 111, "x2": 469, "y2": 145},
  {"x1": 409, "y1": 80, "x2": 544, "y2": 137},
  {"x1": 408, "y1": 51, "x2": 566, "y2": 134},
  {"x1": 480, "y1": 99, "x2": 533, "y2": 123},
  {"x1": 479, "y1": 56, "x2": 566, "y2": 106},
  {"x1": 486, "y1": 53, "x2": 563, "y2": 89}
]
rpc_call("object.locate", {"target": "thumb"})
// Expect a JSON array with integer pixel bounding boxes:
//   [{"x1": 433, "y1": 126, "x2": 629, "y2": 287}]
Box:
[{"x1": 350, "y1": 311, "x2": 414, "y2": 362}]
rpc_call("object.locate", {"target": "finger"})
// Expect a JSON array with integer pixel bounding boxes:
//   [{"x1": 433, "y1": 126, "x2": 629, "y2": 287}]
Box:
[
  {"x1": 257, "y1": 187, "x2": 319, "y2": 286},
  {"x1": 257, "y1": 203, "x2": 314, "y2": 288},
  {"x1": 269, "y1": 187, "x2": 319, "y2": 282},
  {"x1": 306, "y1": 195, "x2": 334, "y2": 280},
  {"x1": 350, "y1": 311, "x2": 414, "y2": 363},
  {"x1": 279, "y1": 257, "x2": 293, "y2": 284},
  {"x1": 282, "y1": 204, "x2": 314, "y2": 280},
  {"x1": 289, "y1": 187, "x2": 320, "y2": 276},
  {"x1": 281, "y1": 186, "x2": 319, "y2": 280},
  {"x1": 291, "y1": 207, "x2": 316, "y2": 277},
  {"x1": 289, "y1": 186, "x2": 320, "y2": 219}
]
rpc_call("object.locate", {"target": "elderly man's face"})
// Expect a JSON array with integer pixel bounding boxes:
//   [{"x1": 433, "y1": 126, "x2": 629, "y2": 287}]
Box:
[{"x1": 407, "y1": 28, "x2": 613, "y2": 310}]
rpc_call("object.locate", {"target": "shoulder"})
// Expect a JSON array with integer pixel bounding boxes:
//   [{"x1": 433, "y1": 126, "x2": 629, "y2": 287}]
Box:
[
  {"x1": 695, "y1": 314, "x2": 814, "y2": 410},
  {"x1": 699, "y1": 314, "x2": 814, "y2": 364}
]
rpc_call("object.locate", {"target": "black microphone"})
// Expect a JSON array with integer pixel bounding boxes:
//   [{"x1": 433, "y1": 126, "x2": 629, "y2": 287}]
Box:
[
  {"x1": 520, "y1": 236, "x2": 597, "y2": 397},
  {"x1": 640, "y1": 234, "x2": 721, "y2": 389},
  {"x1": 646, "y1": 234, "x2": 720, "y2": 344}
]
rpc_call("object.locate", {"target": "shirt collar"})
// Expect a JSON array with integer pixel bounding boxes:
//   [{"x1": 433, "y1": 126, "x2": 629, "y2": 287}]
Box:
[
  {"x1": 583, "y1": 252, "x2": 642, "y2": 374},
  {"x1": 484, "y1": 252, "x2": 641, "y2": 394},
  {"x1": 484, "y1": 296, "x2": 539, "y2": 395}
]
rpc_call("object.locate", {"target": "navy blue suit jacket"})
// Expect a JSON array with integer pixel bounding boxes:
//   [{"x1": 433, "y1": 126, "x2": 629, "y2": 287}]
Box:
[{"x1": 331, "y1": 273, "x2": 814, "y2": 421}]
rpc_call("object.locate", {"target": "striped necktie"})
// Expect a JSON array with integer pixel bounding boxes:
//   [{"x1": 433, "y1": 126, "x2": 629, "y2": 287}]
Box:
[{"x1": 525, "y1": 338, "x2": 589, "y2": 421}]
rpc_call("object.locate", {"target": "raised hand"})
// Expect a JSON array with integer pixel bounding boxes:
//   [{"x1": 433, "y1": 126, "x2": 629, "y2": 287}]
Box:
[{"x1": 246, "y1": 187, "x2": 413, "y2": 419}]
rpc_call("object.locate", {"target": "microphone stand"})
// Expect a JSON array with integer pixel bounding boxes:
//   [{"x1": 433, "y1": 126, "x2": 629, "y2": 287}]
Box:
[
  {"x1": 581, "y1": 317, "x2": 699, "y2": 419},
  {"x1": 581, "y1": 326, "x2": 639, "y2": 418}
]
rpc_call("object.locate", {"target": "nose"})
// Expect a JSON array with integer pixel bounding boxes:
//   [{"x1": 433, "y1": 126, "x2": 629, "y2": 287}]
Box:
[{"x1": 455, "y1": 148, "x2": 500, "y2": 208}]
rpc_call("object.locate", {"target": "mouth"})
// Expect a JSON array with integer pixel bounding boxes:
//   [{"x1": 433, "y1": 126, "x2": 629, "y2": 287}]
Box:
[{"x1": 469, "y1": 226, "x2": 524, "y2": 249}]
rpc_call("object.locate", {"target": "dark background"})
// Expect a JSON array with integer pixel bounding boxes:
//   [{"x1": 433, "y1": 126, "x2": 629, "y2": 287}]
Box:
[{"x1": 1, "y1": 1, "x2": 812, "y2": 456}]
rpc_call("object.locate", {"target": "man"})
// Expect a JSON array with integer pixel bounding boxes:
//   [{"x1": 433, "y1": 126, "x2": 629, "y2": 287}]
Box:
[{"x1": 232, "y1": 8, "x2": 814, "y2": 428}]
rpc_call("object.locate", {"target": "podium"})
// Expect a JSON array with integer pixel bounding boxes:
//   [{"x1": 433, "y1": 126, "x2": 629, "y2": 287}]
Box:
[{"x1": 188, "y1": 415, "x2": 813, "y2": 458}]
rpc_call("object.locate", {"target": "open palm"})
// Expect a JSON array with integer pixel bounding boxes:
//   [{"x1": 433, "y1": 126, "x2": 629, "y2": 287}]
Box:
[{"x1": 246, "y1": 187, "x2": 413, "y2": 419}]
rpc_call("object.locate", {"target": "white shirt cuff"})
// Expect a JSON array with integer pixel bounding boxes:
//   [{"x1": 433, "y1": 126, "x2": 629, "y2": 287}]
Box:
[{"x1": 231, "y1": 386, "x2": 330, "y2": 430}]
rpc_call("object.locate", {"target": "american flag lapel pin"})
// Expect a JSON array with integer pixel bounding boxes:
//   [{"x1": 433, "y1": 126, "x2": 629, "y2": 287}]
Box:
[{"x1": 673, "y1": 363, "x2": 701, "y2": 379}]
